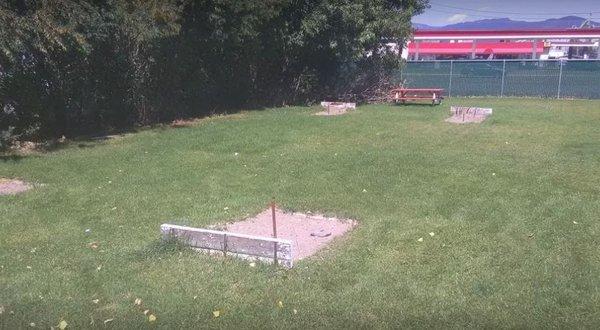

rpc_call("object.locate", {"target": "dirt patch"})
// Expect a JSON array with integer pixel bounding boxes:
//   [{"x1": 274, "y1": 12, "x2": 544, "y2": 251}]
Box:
[
  {"x1": 0, "y1": 178, "x2": 32, "y2": 195},
  {"x1": 170, "y1": 118, "x2": 200, "y2": 128},
  {"x1": 8, "y1": 139, "x2": 64, "y2": 155},
  {"x1": 224, "y1": 208, "x2": 356, "y2": 261},
  {"x1": 446, "y1": 106, "x2": 492, "y2": 124},
  {"x1": 315, "y1": 102, "x2": 356, "y2": 116}
]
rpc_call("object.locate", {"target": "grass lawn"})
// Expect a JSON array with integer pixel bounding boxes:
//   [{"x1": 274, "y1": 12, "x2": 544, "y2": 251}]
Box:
[{"x1": 1, "y1": 98, "x2": 600, "y2": 328}]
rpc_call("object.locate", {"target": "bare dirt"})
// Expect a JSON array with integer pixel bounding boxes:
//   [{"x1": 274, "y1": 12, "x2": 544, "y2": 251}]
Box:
[
  {"x1": 225, "y1": 208, "x2": 356, "y2": 261},
  {"x1": 170, "y1": 118, "x2": 200, "y2": 128},
  {"x1": 0, "y1": 178, "x2": 32, "y2": 195},
  {"x1": 445, "y1": 115, "x2": 489, "y2": 124}
]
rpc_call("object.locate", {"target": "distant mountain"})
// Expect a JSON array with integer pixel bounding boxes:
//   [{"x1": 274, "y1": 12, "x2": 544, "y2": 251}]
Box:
[
  {"x1": 413, "y1": 23, "x2": 435, "y2": 30},
  {"x1": 414, "y1": 16, "x2": 600, "y2": 30}
]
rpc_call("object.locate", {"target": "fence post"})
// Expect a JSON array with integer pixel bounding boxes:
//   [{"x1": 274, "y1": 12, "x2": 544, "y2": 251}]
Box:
[
  {"x1": 400, "y1": 65, "x2": 403, "y2": 85},
  {"x1": 557, "y1": 60, "x2": 563, "y2": 99},
  {"x1": 448, "y1": 60, "x2": 453, "y2": 97},
  {"x1": 500, "y1": 60, "x2": 506, "y2": 97}
]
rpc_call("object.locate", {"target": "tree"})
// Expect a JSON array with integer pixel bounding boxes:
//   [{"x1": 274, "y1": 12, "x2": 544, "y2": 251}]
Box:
[{"x1": 0, "y1": 0, "x2": 428, "y2": 148}]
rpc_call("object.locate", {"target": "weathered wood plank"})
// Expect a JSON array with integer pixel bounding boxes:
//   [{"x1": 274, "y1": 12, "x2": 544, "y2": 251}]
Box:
[{"x1": 160, "y1": 224, "x2": 293, "y2": 268}]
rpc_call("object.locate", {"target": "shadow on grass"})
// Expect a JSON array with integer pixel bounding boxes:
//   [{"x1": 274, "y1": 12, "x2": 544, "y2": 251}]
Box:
[
  {"x1": 392, "y1": 102, "x2": 445, "y2": 108},
  {"x1": 131, "y1": 237, "x2": 190, "y2": 263},
  {"x1": 0, "y1": 154, "x2": 29, "y2": 162},
  {"x1": 0, "y1": 131, "x2": 129, "y2": 162},
  {"x1": 0, "y1": 107, "x2": 269, "y2": 161}
]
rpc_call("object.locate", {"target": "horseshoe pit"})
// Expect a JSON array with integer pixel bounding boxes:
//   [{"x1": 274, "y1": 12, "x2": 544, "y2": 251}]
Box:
[
  {"x1": 161, "y1": 205, "x2": 357, "y2": 268},
  {"x1": 0, "y1": 178, "x2": 32, "y2": 196},
  {"x1": 446, "y1": 106, "x2": 493, "y2": 124},
  {"x1": 315, "y1": 102, "x2": 357, "y2": 116}
]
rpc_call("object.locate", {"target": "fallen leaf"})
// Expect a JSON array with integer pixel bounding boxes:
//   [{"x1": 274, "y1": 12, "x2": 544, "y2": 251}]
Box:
[
  {"x1": 417, "y1": 237, "x2": 424, "y2": 242},
  {"x1": 143, "y1": 309, "x2": 150, "y2": 315},
  {"x1": 58, "y1": 320, "x2": 68, "y2": 330},
  {"x1": 134, "y1": 298, "x2": 142, "y2": 306},
  {"x1": 429, "y1": 232, "x2": 435, "y2": 237},
  {"x1": 89, "y1": 242, "x2": 99, "y2": 249},
  {"x1": 277, "y1": 301, "x2": 283, "y2": 308},
  {"x1": 212, "y1": 310, "x2": 220, "y2": 318},
  {"x1": 148, "y1": 314, "x2": 156, "y2": 322},
  {"x1": 103, "y1": 319, "x2": 113, "y2": 325}
]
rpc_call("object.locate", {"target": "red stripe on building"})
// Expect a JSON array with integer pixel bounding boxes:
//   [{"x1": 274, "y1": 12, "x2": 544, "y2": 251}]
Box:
[{"x1": 408, "y1": 42, "x2": 545, "y2": 55}]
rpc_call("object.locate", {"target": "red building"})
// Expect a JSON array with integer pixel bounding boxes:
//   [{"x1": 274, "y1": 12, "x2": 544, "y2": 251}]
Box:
[{"x1": 404, "y1": 28, "x2": 600, "y2": 60}]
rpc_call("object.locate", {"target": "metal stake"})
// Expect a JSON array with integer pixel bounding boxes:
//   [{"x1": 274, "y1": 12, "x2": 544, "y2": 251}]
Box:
[
  {"x1": 448, "y1": 60, "x2": 453, "y2": 98},
  {"x1": 500, "y1": 60, "x2": 506, "y2": 97},
  {"x1": 557, "y1": 61, "x2": 564, "y2": 99},
  {"x1": 271, "y1": 202, "x2": 278, "y2": 265}
]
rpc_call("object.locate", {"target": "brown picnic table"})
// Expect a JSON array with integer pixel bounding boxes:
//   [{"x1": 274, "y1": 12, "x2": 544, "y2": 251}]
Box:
[{"x1": 390, "y1": 88, "x2": 445, "y2": 105}]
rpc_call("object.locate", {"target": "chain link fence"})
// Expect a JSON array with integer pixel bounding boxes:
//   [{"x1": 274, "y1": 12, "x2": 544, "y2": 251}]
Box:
[{"x1": 398, "y1": 60, "x2": 600, "y2": 99}]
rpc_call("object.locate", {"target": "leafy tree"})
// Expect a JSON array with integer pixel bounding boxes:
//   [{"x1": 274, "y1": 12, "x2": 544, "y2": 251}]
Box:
[{"x1": 0, "y1": 0, "x2": 428, "y2": 148}]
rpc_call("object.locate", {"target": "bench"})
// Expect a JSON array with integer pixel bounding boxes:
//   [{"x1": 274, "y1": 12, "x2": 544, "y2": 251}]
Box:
[{"x1": 390, "y1": 88, "x2": 445, "y2": 105}]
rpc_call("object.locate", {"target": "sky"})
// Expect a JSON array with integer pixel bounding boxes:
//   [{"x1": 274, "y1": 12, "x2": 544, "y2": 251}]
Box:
[{"x1": 413, "y1": 0, "x2": 600, "y2": 26}]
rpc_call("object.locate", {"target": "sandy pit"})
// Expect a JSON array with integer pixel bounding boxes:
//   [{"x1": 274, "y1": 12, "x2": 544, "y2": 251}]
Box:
[
  {"x1": 446, "y1": 106, "x2": 492, "y2": 124},
  {"x1": 0, "y1": 178, "x2": 32, "y2": 195},
  {"x1": 315, "y1": 102, "x2": 356, "y2": 116},
  {"x1": 224, "y1": 208, "x2": 356, "y2": 261}
]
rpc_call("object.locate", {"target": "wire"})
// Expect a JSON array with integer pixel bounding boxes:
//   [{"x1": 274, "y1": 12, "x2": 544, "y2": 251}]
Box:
[{"x1": 429, "y1": 1, "x2": 600, "y2": 16}]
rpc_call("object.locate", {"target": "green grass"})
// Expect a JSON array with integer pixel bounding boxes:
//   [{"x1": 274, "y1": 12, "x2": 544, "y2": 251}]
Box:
[{"x1": 1, "y1": 98, "x2": 600, "y2": 328}]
